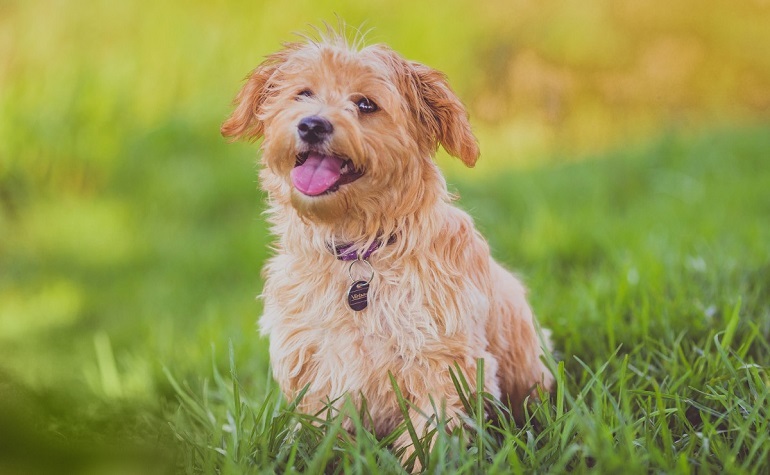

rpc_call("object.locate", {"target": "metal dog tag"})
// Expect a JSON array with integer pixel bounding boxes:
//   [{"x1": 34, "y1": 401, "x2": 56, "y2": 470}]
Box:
[{"x1": 347, "y1": 280, "x2": 370, "y2": 311}]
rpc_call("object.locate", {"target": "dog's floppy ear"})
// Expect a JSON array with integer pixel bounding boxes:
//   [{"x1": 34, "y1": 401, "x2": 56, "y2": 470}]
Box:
[
  {"x1": 221, "y1": 46, "x2": 295, "y2": 141},
  {"x1": 409, "y1": 62, "x2": 480, "y2": 167}
]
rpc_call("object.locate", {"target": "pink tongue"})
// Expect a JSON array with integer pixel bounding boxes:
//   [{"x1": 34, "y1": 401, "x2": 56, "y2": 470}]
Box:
[{"x1": 290, "y1": 152, "x2": 344, "y2": 196}]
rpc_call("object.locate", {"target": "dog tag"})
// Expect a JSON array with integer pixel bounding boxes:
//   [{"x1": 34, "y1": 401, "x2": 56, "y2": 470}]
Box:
[{"x1": 347, "y1": 280, "x2": 370, "y2": 311}]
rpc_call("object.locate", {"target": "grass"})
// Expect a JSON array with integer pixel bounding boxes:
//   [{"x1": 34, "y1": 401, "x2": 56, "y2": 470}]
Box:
[
  {"x1": 162, "y1": 128, "x2": 770, "y2": 474},
  {"x1": 4, "y1": 126, "x2": 768, "y2": 474}
]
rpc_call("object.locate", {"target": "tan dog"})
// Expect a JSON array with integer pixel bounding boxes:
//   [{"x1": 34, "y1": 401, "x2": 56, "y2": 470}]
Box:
[{"x1": 222, "y1": 30, "x2": 553, "y2": 448}]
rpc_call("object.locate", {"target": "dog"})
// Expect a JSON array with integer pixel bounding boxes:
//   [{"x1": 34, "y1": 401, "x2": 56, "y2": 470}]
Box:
[{"x1": 222, "y1": 29, "x2": 554, "y2": 452}]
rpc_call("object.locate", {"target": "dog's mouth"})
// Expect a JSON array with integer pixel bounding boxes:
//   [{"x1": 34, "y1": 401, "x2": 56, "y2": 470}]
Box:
[{"x1": 290, "y1": 151, "x2": 364, "y2": 196}]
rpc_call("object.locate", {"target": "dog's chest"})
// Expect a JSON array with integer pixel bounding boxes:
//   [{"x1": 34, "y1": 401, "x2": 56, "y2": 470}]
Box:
[
  {"x1": 261, "y1": 251, "x2": 485, "y2": 348},
  {"x1": 266, "y1": 253, "x2": 427, "y2": 326},
  {"x1": 260, "y1": 245, "x2": 492, "y2": 405}
]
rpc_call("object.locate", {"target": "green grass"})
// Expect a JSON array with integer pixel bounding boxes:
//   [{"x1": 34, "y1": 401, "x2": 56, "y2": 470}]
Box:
[
  {"x1": 160, "y1": 128, "x2": 770, "y2": 474},
  {"x1": 2, "y1": 126, "x2": 768, "y2": 474}
]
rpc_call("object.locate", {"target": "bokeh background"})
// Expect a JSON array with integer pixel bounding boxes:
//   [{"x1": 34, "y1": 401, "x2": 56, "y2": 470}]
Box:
[{"x1": 1, "y1": 0, "x2": 769, "y2": 472}]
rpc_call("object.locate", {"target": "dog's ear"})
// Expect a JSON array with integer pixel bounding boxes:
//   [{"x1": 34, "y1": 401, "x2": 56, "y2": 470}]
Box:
[
  {"x1": 221, "y1": 46, "x2": 296, "y2": 141},
  {"x1": 408, "y1": 62, "x2": 480, "y2": 167}
]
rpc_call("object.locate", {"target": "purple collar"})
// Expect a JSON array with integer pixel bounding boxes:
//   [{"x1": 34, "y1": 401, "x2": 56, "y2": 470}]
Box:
[{"x1": 331, "y1": 235, "x2": 397, "y2": 261}]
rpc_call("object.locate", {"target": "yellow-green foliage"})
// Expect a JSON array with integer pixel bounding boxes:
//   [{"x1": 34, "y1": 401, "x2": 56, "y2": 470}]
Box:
[{"x1": 1, "y1": 0, "x2": 769, "y2": 195}]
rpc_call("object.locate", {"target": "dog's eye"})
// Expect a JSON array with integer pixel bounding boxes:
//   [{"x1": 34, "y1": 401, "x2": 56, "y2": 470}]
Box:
[
  {"x1": 355, "y1": 97, "x2": 379, "y2": 114},
  {"x1": 296, "y1": 89, "x2": 314, "y2": 100}
]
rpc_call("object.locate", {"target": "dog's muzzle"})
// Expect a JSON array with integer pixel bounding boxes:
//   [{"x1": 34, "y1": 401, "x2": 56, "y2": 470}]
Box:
[{"x1": 291, "y1": 116, "x2": 364, "y2": 196}]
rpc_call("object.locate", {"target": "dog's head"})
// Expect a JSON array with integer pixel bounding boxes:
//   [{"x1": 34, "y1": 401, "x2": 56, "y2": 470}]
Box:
[{"x1": 222, "y1": 33, "x2": 479, "y2": 232}]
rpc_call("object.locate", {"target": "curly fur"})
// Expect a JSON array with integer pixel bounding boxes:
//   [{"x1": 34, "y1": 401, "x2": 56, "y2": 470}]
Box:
[{"x1": 222, "y1": 30, "x2": 554, "y2": 451}]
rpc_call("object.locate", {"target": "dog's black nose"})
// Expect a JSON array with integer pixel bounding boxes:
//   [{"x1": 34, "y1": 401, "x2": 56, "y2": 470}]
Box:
[{"x1": 297, "y1": 116, "x2": 333, "y2": 144}]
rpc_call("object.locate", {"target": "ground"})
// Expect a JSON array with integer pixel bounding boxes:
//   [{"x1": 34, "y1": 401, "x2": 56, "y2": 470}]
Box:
[{"x1": 1, "y1": 126, "x2": 768, "y2": 474}]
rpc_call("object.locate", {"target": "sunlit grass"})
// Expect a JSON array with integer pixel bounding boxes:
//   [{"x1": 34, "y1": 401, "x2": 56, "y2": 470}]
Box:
[
  {"x1": 167, "y1": 312, "x2": 769, "y2": 474},
  {"x1": 2, "y1": 125, "x2": 768, "y2": 473}
]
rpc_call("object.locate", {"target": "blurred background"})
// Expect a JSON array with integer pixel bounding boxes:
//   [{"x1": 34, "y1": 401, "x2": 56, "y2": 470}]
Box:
[{"x1": 1, "y1": 0, "x2": 769, "y2": 472}]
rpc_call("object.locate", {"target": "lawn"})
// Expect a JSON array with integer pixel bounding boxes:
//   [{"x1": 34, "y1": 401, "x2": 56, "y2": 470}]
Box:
[
  {"x1": 1, "y1": 1, "x2": 769, "y2": 474},
  {"x1": 170, "y1": 128, "x2": 770, "y2": 474},
  {"x1": 2, "y1": 125, "x2": 768, "y2": 474}
]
